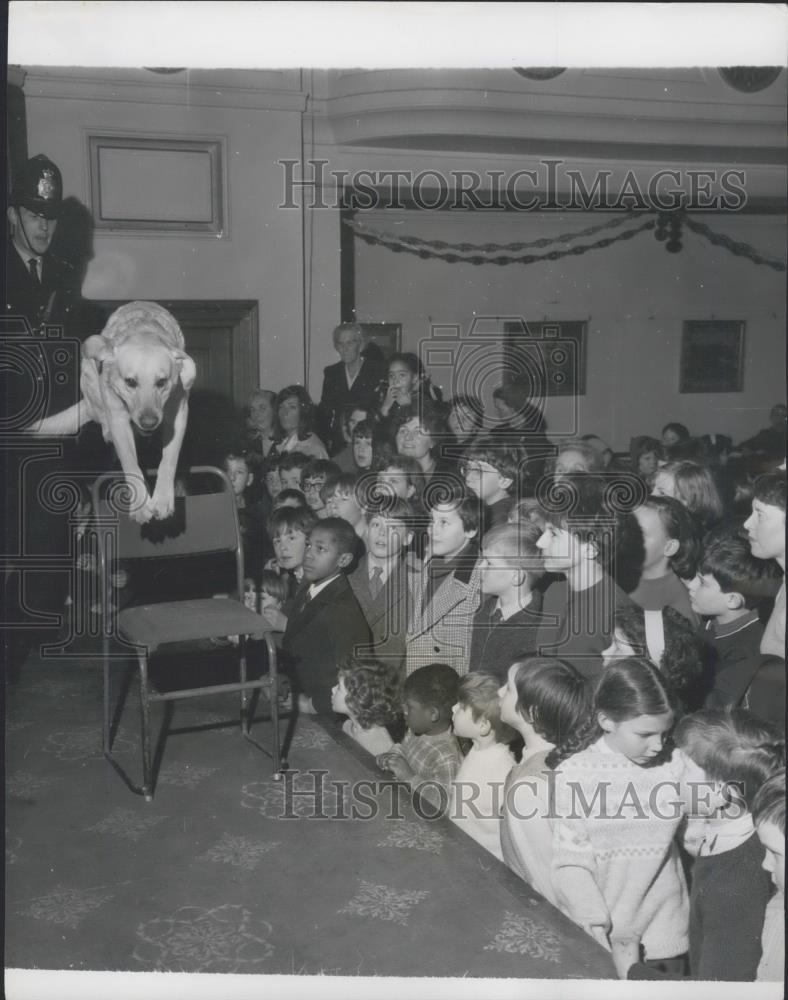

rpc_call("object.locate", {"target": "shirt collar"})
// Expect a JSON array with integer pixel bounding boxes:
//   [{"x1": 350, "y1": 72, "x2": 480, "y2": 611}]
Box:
[
  {"x1": 308, "y1": 573, "x2": 341, "y2": 600},
  {"x1": 714, "y1": 608, "x2": 761, "y2": 638}
]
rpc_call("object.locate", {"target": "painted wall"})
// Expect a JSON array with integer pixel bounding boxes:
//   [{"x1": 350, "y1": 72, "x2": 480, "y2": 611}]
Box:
[
  {"x1": 352, "y1": 209, "x2": 786, "y2": 449},
  {"x1": 22, "y1": 74, "x2": 307, "y2": 390}
]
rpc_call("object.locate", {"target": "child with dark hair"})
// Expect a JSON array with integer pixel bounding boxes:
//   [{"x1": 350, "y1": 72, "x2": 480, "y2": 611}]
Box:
[
  {"x1": 264, "y1": 506, "x2": 319, "y2": 619},
  {"x1": 222, "y1": 450, "x2": 270, "y2": 586},
  {"x1": 498, "y1": 657, "x2": 591, "y2": 906},
  {"x1": 662, "y1": 422, "x2": 691, "y2": 449},
  {"x1": 753, "y1": 769, "x2": 785, "y2": 982},
  {"x1": 602, "y1": 600, "x2": 710, "y2": 712},
  {"x1": 550, "y1": 658, "x2": 689, "y2": 978},
  {"x1": 277, "y1": 450, "x2": 311, "y2": 491},
  {"x1": 376, "y1": 453, "x2": 421, "y2": 503},
  {"x1": 630, "y1": 436, "x2": 664, "y2": 488},
  {"x1": 377, "y1": 662, "x2": 463, "y2": 813},
  {"x1": 449, "y1": 674, "x2": 517, "y2": 860},
  {"x1": 630, "y1": 496, "x2": 700, "y2": 626},
  {"x1": 627, "y1": 709, "x2": 783, "y2": 982},
  {"x1": 470, "y1": 522, "x2": 545, "y2": 681},
  {"x1": 273, "y1": 488, "x2": 308, "y2": 511},
  {"x1": 348, "y1": 498, "x2": 420, "y2": 674},
  {"x1": 462, "y1": 437, "x2": 522, "y2": 528},
  {"x1": 744, "y1": 472, "x2": 786, "y2": 657},
  {"x1": 323, "y1": 471, "x2": 368, "y2": 548},
  {"x1": 534, "y1": 474, "x2": 635, "y2": 681},
  {"x1": 331, "y1": 656, "x2": 401, "y2": 756},
  {"x1": 301, "y1": 458, "x2": 341, "y2": 517},
  {"x1": 405, "y1": 488, "x2": 483, "y2": 677},
  {"x1": 688, "y1": 526, "x2": 776, "y2": 710},
  {"x1": 259, "y1": 454, "x2": 283, "y2": 503},
  {"x1": 282, "y1": 517, "x2": 371, "y2": 716}
]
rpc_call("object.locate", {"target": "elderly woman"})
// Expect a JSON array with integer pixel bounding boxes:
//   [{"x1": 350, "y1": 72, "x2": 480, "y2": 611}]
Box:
[
  {"x1": 319, "y1": 322, "x2": 387, "y2": 455},
  {"x1": 272, "y1": 385, "x2": 329, "y2": 460}
]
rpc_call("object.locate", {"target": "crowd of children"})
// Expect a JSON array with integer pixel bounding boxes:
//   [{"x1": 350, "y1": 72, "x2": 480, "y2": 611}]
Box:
[{"x1": 180, "y1": 373, "x2": 786, "y2": 983}]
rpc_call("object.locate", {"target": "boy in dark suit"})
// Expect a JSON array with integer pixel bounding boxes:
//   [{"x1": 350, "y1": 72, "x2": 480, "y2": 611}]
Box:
[
  {"x1": 348, "y1": 498, "x2": 420, "y2": 675},
  {"x1": 282, "y1": 517, "x2": 371, "y2": 715}
]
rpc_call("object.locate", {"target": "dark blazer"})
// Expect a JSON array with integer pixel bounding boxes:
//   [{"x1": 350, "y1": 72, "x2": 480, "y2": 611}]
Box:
[
  {"x1": 282, "y1": 574, "x2": 372, "y2": 714},
  {"x1": 348, "y1": 553, "x2": 421, "y2": 674},
  {"x1": 319, "y1": 357, "x2": 387, "y2": 453},
  {"x1": 469, "y1": 591, "x2": 545, "y2": 682}
]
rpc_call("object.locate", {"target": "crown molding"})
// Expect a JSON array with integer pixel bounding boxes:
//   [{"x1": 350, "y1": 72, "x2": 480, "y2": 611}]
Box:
[{"x1": 21, "y1": 68, "x2": 308, "y2": 113}]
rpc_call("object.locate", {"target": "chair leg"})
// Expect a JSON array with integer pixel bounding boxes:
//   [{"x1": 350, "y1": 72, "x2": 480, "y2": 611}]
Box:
[
  {"x1": 239, "y1": 637, "x2": 249, "y2": 736},
  {"x1": 138, "y1": 651, "x2": 153, "y2": 801}
]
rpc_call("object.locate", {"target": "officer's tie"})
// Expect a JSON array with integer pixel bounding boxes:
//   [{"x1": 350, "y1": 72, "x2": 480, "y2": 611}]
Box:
[{"x1": 28, "y1": 258, "x2": 40, "y2": 283}]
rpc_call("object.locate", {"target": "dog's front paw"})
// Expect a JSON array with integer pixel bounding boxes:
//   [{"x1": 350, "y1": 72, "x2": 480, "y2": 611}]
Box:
[
  {"x1": 149, "y1": 484, "x2": 175, "y2": 520},
  {"x1": 129, "y1": 499, "x2": 155, "y2": 524}
]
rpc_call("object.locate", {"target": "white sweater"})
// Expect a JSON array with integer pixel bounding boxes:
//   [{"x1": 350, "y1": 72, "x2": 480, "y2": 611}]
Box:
[
  {"x1": 449, "y1": 742, "x2": 514, "y2": 861},
  {"x1": 551, "y1": 738, "x2": 689, "y2": 961}
]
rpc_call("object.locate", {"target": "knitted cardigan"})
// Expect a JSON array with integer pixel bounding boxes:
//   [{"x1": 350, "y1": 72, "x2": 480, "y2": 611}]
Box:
[{"x1": 551, "y1": 738, "x2": 689, "y2": 961}]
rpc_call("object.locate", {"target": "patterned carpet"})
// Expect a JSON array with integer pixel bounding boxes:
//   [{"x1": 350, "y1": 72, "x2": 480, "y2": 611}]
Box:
[{"x1": 5, "y1": 639, "x2": 614, "y2": 983}]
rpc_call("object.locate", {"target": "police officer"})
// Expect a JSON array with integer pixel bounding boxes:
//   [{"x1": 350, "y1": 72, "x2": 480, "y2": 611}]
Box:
[{"x1": 3, "y1": 155, "x2": 93, "y2": 669}]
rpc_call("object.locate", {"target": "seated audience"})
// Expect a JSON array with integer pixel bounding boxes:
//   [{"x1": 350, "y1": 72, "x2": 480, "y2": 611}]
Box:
[
  {"x1": 499, "y1": 657, "x2": 591, "y2": 908},
  {"x1": 405, "y1": 488, "x2": 482, "y2": 677},
  {"x1": 273, "y1": 384, "x2": 329, "y2": 460},
  {"x1": 377, "y1": 662, "x2": 463, "y2": 813},
  {"x1": 630, "y1": 436, "x2": 664, "y2": 487},
  {"x1": 470, "y1": 522, "x2": 545, "y2": 682},
  {"x1": 554, "y1": 439, "x2": 604, "y2": 476},
  {"x1": 273, "y1": 488, "x2": 308, "y2": 511},
  {"x1": 332, "y1": 405, "x2": 371, "y2": 472},
  {"x1": 301, "y1": 458, "x2": 340, "y2": 518},
  {"x1": 323, "y1": 472, "x2": 369, "y2": 549},
  {"x1": 449, "y1": 674, "x2": 516, "y2": 860},
  {"x1": 736, "y1": 404, "x2": 787, "y2": 466},
  {"x1": 662, "y1": 422, "x2": 691, "y2": 450},
  {"x1": 331, "y1": 655, "x2": 401, "y2": 756},
  {"x1": 602, "y1": 600, "x2": 709, "y2": 712},
  {"x1": 447, "y1": 393, "x2": 484, "y2": 446},
  {"x1": 348, "y1": 498, "x2": 420, "y2": 674},
  {"x1": 752, "y1": 769, "x2": 786, "y2": 983},
  {"x1": 463, "y1": 438, "x2": 521, "y2": 529},
  {"x1": 282, "y1": 518, "x2": 371, "y2": 716},
  {"x1": 688, "y1": 526, "x2": 776, "y2": 710},
  {"x1": 277, "y1": 451, "x2": 311, "y2": 491},
  {"x1": 244, "y1": 388, "x2": 278, "y2": 462},
  {"x1": 653, "y1": 461, "x2": 724, "y2": 532},
  {"x1": 534, "y1": 474, "x2": 634, "y2": 681},
  {"x1": 630, "y1": 496, "x2": 700, "y2": 626},
  {"x1": 222, "y1": 450, "x2": 269, "y2": 587}
]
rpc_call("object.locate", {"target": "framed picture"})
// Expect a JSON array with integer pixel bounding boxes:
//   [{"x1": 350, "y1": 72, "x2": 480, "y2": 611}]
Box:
[
  {"x1": 87, "y1": 133, "x2": 225, "y2": 235},
  {"x1": 356, "y1": 322, "x2": 401, "y2": 363},
  {"x1": 680, "y1": 320, "x2": 745, "y2": 393},
  {"x1": 503, "y1": 320, "x2": 588, "y2": 396}
]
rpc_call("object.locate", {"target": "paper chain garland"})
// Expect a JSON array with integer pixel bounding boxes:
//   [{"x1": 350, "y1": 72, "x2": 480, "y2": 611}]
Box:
[{"x1": 343, "y1": 212, "x2": 786, "y2": 271}]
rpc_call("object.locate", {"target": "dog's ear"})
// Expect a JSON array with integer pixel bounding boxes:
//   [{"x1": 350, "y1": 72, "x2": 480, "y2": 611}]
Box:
[
  {"x1": 174, "y1": 351, "x2": 197, "y2": 391},
  {"x1": 82, "y1": 335, "x2": 115, "y2": 367}
]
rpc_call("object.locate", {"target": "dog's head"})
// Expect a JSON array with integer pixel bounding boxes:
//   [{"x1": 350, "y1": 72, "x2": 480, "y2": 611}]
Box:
[{"x1": 84, "y1": 303, "x2": 196, "y2": 434}]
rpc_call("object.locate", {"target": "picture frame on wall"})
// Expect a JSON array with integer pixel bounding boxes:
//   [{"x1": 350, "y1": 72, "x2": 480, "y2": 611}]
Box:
[
  {"x1": 680, "y1": 320, "x2": 745, "y2": 393},
  {"x1": 356, "y1": 322, "x2": 402, "y2": 363}
]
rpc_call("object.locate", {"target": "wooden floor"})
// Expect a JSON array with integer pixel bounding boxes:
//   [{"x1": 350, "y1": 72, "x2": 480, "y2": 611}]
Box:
[{"x1": 5, "y1": 638, "x2": 615, "y2": 988}]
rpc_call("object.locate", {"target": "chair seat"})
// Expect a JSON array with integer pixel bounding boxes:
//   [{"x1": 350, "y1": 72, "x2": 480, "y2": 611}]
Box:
[{"x1": 118, "y1": 598, "x2": 271, "y2": 652}]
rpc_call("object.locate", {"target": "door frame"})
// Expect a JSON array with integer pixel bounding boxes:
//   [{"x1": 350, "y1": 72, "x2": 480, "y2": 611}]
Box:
[{"x1": 88, "y1": 299, "x2": 259, "y2": 405}]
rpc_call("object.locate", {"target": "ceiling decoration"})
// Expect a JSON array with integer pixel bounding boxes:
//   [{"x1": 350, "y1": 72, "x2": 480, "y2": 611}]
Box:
[
  {"x1": 512, "y1": 67, "x2": 566, "y2": 81},
  {"x1": 718, "y1": 66, "x2": 783, "y2": 93}
]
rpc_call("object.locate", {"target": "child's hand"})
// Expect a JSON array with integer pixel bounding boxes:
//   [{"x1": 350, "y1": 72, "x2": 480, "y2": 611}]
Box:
[
  {"x1": 610, "y1": 937, "x2": 641, "y2": 979},
  {"x1": 385, "y1": 757, "x2": 415, "y2": 782}
]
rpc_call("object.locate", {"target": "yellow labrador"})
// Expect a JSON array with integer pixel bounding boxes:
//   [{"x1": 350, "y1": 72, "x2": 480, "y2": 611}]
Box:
[{"x1": 27, "y1": 301, "x2": 196, "y2": 523}]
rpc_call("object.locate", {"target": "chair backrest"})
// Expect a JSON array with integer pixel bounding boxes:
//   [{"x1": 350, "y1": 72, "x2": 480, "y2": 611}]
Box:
[{"x1": 90, "y1": 466, "x2": 245, "y2": 595}]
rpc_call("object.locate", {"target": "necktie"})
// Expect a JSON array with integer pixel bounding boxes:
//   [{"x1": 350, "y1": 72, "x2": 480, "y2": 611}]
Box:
[
  {"x1": 490, "y1": 608, "x2": 503, "y2": 626},
  {"x1": 28, "y1": 258, "x2": 40, "y2": 282},
  {"x1": 369, "y1": 565, "x2": 383, "y2": 599}
]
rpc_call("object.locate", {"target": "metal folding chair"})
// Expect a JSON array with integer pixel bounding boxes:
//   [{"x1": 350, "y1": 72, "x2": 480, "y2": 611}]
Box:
[{"x1": 91, "y1": 466, "x2": 287, "y2": 800}]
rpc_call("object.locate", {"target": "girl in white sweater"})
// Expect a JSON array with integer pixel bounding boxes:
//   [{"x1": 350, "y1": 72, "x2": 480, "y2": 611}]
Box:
[{"x1": 549, "y1": 658, "x2": 690, "y2": 978}]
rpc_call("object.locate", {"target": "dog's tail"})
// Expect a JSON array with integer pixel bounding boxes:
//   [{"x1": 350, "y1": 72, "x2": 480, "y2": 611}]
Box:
[{"x1": 25, "y1": 400, "x2": 89, "y2": 436}]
